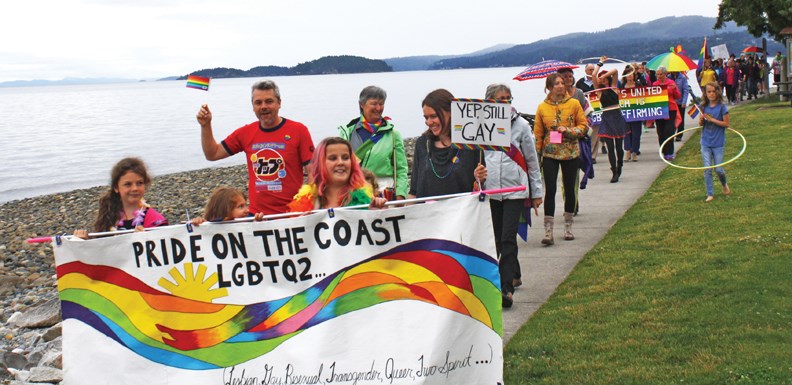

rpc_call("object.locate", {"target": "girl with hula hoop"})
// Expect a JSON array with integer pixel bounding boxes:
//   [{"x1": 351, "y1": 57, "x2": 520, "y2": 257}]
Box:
[{"x1": 699, "y1": 82, "x2": 732, "y2": 202}]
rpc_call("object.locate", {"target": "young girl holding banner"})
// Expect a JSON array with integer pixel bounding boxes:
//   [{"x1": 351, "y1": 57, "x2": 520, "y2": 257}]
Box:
[
  {"x1": 73, "y1": 157, "x2": 168, "y2": 239},
  {"x1": 289, "y1": 137, "x2": 386, "y2": 211}
]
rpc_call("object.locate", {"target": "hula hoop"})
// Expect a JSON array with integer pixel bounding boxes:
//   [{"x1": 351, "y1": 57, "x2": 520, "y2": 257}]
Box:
[
  {"x1": 577, "y1": 57, "x2": 629, "y2": 64},
  {"x1": 659, "y1": 126, "x2": 747, "y2": 170}
]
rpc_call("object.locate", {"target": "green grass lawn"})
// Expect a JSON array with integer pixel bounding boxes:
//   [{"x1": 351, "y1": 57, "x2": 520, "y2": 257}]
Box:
[{"x1": 505, "y1": 96, "x2": 792, "y2": 384}]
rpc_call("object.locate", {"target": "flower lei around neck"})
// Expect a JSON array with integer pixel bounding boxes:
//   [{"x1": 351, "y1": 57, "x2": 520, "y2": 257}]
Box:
[
  {"x1": 113, "y1": 199, "x2": 149, "y2": 231},
  {"x1": 288, "y1": 184, "x2": 373, "y2": 212}
]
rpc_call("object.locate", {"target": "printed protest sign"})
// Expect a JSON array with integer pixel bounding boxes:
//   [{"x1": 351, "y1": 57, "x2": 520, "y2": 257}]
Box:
[
  {"x1": 588, "y1": 86, "x2": 670, "y2": 124},
  {"x1": 450, "y1": 99, "x2": 511, "y2": 151},
  {"x1": 53, "y1": 195, "x2": 503, "y2": 385}
]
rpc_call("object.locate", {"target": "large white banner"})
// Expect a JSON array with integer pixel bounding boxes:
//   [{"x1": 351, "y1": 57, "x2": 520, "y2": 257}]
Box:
[{"x1": 53, "y1": 195, "x2": 503, "y2": 385}]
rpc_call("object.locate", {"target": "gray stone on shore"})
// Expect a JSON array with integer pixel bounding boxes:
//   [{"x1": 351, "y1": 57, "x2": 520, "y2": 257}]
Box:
[
  {"x1": 10, "y1": 300, "x2": 60, "y2": 329},
  {"x1": 26, "y1": 367, "x2": 62, "y2": 384}
]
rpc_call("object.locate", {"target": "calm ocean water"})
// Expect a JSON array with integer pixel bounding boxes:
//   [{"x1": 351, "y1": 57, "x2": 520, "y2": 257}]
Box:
[{"x1": 0, "y1": 66, "x2": 586, "y2": 203}]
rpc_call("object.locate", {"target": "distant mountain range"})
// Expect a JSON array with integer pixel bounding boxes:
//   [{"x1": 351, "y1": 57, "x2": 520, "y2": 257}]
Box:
[
  {"x1": 389, "y1": 16, "x2": 782, "y2": 70},
  {"x1": 1, "y1": 16, "x2": 783, "y2": 87}
]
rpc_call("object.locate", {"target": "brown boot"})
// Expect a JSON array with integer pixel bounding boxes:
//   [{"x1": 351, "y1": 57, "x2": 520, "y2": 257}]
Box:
[
  {"x1": 541, "y1": 216, "x2": 554, "y2": 245},
  {"x1": 563, "y1": 212, "x2": 575, "y2": 240}
]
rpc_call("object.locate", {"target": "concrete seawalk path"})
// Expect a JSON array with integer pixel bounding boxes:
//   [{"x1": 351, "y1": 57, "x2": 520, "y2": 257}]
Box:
[{"x1": 502, "y1": 115, "x2": 698, "y2": 343}]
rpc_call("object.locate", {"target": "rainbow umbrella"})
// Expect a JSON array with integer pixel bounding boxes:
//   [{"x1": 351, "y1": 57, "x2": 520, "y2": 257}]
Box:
[
  {"x1": 646, "y1": 49, "x2": 698, "y2": 72},
  {"x1": 742, "y1": 46, "x2": 763, "y2": 55},
  {"x1": 514, "y1": 60, "x2": 578, "y2": 81}
]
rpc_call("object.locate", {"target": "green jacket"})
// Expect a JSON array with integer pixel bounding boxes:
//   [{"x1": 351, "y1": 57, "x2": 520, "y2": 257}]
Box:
[{"x1": 338, "y1": 118, "x2": 409, "y2": 198}]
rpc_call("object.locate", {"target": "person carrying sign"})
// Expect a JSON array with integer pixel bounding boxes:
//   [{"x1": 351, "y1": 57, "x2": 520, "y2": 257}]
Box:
[
  {"x1": 338, "y1": 86, "x2": 409, "y2": 201},
  {"x1": 483, "y1": 84, "x2": 543, "y2": 308}
]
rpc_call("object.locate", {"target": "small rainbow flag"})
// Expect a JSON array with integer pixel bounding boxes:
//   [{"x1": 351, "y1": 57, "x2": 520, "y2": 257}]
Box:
[
  {"x1": 496, "y1": 127, "x2": 506, "y2": 135},
  {"x1": 687, "y1": 104, "x2": 700, "y2": 119},
  {"x1": 453, "y1": 124, "x2": 463, "y2": 131},
  {"x1": 186, "y1": 75, "x2": 210, "y2": 91}
]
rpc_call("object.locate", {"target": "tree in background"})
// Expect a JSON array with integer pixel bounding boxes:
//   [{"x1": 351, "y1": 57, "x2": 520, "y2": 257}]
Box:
[{"x1": 715, "y1": 0, "x2": 792, "y2": 40}]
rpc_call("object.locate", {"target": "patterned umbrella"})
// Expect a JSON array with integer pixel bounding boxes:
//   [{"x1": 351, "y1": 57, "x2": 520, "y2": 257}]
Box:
[
  {"x1": 645, "y1": 50, "x2": 698, "y2": 72},
  {"x1": 513, "y1": 60, "x2": 579, "y2": 81}
]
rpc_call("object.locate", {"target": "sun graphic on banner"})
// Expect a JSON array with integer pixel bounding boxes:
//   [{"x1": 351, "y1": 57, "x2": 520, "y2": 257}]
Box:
[{"x1": 158, "y1": 263, "x2": 228, "y2": 302}]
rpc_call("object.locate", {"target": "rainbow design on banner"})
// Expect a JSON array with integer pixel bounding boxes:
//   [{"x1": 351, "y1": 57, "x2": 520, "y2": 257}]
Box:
[
  {"x1": 56, "y1": 239, "x2": 501, "y2": 370},
  {"x1": 453, "y1": 124, "x2": 464, "y2": 131},
  {"x1": 588, "y1": 86, "x2": 670, "y2": 122},
  {"x1": 496, "y1": 127, "x2": 506, "y2": 135},
  {"x1": 451, "y1": 143, "x2": 509, "y2": 152},
  {"x1": 186, "y1": 75, "x2": 210, "y2": 91}
]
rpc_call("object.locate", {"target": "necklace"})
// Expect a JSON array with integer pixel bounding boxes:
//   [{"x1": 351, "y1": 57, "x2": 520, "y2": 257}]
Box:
[{"x1": 427, "y1": 138, "x2": 460, "y2": 179}]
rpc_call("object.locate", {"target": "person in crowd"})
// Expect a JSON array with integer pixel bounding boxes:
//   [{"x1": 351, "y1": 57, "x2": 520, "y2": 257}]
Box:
[
  {"x1": 745, "y1": 56, "x2": 759, "y2": 100},
  {"x1": 652, "y1": 67, "x2": 682, "y2": 160},
  {"x1": 576, "y1": 63, "x2": 606, "y2": 164},
  {"x1": 725, "y1": 58, "x2": 739, "y2": 105},
  {"x1": 558, "y1": 67, "x2": 593, "y2": 218},
  {"x1": 190, "y1": 187, "x2": 266, "y2": 225},
  {"x1": 409, "y1": 89, "x2": 487, "y2": 199},
  {"x1": 534, "y1": 73, "x2": 587, "y2": 245},
  {"x1": 671, "y1": 71, "x2": 690, "y2": 141},
  {"x1": 592, "y1": 56, "x2": 629, "y2": 183},
  {"x1": 698, "y1": 82, "x2": 731, "y2": 202},
  {"x1": 646, "y1": 62, "x2": 657, "y2": 84},
  {"x1": 361, "y1": 168, "x2": 381, "y2": 197},
  {"x1": 288, "y1": 137, "x2": 386, "y2": 211},
  {"x1": 338, "y1": 86, "x2": 408, "y2": 201},
  {"x1": 772, "y1": 52, "x2": 784, "y2": 85},
  {"x1": 197, "y1": 80, "x2": 315, "y2": 215},
  {"x1": 698, "y1": 59, "x2": 717, "y2": 88},
  {"x1": 619, "y1": 65, "x2": 643, "y2": 162},
  {"x1": 575, "y1": 64, "x2": 596, "y2": 92},
  {"x1": 73, "y1": 157, "x2": 168, "y2": 239},
  {"x1": 483, "y1": 84, "x2": 543, "y2": 308},
  {"x1": 738, "y1": 56, "x2": 748, "y2": 101},
  {"x1": 758, "y1": 60, "x2": 767, "y2": 96},
  {"x1": 633, "y1": 62, "x2": 649, "y2": 86}
]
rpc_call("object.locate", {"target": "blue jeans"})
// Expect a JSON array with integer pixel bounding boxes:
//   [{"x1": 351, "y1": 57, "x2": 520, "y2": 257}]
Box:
[
  {"x1": 624, "y1": 121, "x2": 642, "y2": 153},
  {"x1": 702, "y1": 145, "x2": 727, "y2": 196}
]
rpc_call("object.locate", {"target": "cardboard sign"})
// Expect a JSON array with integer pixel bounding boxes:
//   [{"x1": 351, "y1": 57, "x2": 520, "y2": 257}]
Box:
[
  {"x1": 711, "y1": 44, "x2": 730, "y2": 60},
  {"x1": 451, "y1": 99, "x2": 511, "y2": 151}
]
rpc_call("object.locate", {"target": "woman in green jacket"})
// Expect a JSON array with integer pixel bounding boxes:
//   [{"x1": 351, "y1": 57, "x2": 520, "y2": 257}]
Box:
[{"x1": 338, "y1": 86, "x2": 409, "y2": 200}]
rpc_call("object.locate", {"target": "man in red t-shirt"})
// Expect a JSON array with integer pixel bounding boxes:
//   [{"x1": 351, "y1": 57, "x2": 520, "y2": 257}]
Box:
[{"x1": 197, "y1": 80, "x2": 315, "y2": 215}]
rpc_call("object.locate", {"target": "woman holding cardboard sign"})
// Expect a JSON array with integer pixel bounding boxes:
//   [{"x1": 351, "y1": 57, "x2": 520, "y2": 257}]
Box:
[
  {"x1": 534, "y1": 74, "x2": 587, "y2": 245},
  {"x1": 409, "y1": 89, "x2": 487, "y2": 199}
]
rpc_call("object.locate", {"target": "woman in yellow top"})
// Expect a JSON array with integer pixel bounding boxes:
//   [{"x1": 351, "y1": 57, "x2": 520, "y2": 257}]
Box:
[
  {"x1": 534, "y1": 73, "x2": 587, "y2": 245},
  {"x1": 698, "y1": 58, "x2": 717, "y2": 87}
]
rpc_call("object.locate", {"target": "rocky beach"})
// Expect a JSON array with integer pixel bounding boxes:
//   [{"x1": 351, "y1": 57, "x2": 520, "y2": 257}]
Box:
[{"x1": 0, "y1": 138, "x2": 417, "y2": 384}]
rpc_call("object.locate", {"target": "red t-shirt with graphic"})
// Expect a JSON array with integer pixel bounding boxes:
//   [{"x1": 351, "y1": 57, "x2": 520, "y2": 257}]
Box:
[{"x1": 222, "y1": 119, "x2": 314, "y2": 215}]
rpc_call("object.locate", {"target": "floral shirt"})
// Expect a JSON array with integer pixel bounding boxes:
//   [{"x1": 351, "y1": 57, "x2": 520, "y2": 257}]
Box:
[{"x1": 534, "y1": 97, "x2": 587, "y2": 161}]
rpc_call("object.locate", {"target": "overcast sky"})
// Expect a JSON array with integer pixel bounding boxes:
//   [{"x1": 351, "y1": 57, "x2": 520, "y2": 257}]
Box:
[{"x1": 2, "y1": 0, "x2": 724, "y2": 82}]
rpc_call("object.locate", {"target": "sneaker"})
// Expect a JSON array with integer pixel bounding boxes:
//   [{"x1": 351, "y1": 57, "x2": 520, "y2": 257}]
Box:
[{"x1": 669, "y1": 154, "x2": 675, "y2": 160}]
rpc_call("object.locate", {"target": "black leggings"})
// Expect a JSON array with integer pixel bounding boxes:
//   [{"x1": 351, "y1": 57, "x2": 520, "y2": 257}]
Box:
[
  {"x1": 603, "y1": 137, "x2": 624, "y2": 169},
  {"x1": 542, "y1": 157, "x2": 579, "y2": 217},
  {"x1": 655, "y1": 111, "x2": 677, "y2": 156}
]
